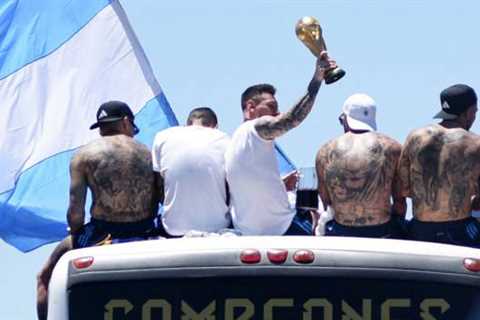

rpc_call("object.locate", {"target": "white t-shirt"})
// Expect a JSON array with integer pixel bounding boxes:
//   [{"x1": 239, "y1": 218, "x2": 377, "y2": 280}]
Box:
[
  {"x1": 152, "y1": 125, "x2": 231, "y2": 235},
  {"x1": 225, "y1": 119, "x2": 295, "y2": 235}
]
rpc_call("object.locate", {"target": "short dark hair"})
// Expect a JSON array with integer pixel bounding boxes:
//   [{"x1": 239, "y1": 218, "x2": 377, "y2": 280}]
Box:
[
  {"x1": 241, "y1": 84, "x2": 276, "y2": 111},
  {"x1": 186, "y1": 107, "x2": 218, "y2": 127}
]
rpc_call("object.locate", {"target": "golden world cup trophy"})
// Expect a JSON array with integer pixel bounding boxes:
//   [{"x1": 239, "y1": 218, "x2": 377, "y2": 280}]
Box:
[{"x1": 295, "y1": 16, "x2": 345, "y2": 84}]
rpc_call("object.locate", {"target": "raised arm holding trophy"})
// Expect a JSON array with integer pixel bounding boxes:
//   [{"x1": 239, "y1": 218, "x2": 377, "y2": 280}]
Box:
[{"x1": 296, "y1": 16, "x2": 345, "y2": 84}]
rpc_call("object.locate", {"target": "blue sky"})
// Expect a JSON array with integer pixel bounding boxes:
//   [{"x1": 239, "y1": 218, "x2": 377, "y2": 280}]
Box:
[{"x1": 1, "y1": 1, "x2": 479, "y2": 319}]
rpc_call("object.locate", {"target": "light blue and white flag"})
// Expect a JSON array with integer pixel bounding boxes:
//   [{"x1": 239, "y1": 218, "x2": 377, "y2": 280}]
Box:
[
  {"x1": 275, "y1": 144, "x2": 296, "y2": 177},
  {"x1": 0, "y1": 0, "x2": 178, "y2": 252}
]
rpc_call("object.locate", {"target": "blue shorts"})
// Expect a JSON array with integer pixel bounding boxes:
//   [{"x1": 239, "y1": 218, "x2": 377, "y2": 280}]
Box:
[
  {"x1": 325, "y1": 216, "x2": 406, "y2": 239},
  {"x1": 72, "y1": 217, "x2": 156, "y2": 249},
  {"x1": 408, "y1": 217, "x2": 480, "y2": 248}
]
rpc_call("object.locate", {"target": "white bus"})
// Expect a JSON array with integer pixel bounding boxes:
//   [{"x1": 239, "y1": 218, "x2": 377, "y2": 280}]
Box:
[{"x1": 48, "y1": 236, "x2": 480, "y2": 319}]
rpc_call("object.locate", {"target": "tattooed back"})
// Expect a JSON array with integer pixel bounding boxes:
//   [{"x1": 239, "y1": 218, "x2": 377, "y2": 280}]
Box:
[
  {"x1": 399, "y1": 124, "x2": 480, "y2": 221},
  {"x1": 316, "y1": 132, "x2": 402, "y2": 226},
  {"x1": 75, "y1": 135, "x2": 155, "y2": 222}
]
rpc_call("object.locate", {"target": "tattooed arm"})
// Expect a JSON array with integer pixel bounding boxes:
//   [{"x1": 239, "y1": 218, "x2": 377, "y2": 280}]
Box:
[
  {"x1": 471, "y1": 143, "x2": 480, "y2": 211},
  {"x1": 153, "y1": 172, "x2": 165, "y2": 210},
  {"x1": 397, "y1": 133, "x2": 414, "y2": 199},
  {"x1": 315, "y1": 145, "x2": 332, "y2": 211},
  {"x1": 472, "y1": 191, "x2": 480, "y2": 211},
  {"x1": 255, "y1": 56, "x2": 336, "y2": 140},
  {"x1": 66, "y1": 152, "x2": 87, "y2": 235},
  {"x1": 390, "y1": 142, "x2": 407, "y2": 217},
  {"x1": 472, "y1": 184, "x2": 480, "y2": 211},
  {"x1": 151, "y1": 133, "x2": 166, "y2": 216}
]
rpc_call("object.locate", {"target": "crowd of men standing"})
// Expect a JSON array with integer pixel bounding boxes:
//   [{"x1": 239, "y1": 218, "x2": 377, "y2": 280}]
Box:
[{"x1": 36, "y1": 54, "x2": 480, "y2": 319}]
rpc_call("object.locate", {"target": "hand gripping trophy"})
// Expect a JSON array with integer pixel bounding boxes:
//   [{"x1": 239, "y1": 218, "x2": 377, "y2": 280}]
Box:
[{"x1": 296, "y1": 16, "x2": 345, "y2": 84}]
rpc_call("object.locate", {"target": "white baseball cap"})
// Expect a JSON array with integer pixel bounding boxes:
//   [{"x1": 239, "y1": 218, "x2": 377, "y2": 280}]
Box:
[{"x1": 342, "y1": 93, "x2": 377, "y2": 131}]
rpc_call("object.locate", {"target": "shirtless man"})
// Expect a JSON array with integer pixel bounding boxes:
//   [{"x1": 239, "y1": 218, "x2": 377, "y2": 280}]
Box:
[
  {"x1": 315, "y1": 93, "x2": 406, "y2": 238},
  {"x1": 225, "y1": 53, "x2": 336, "y2": 235},
  {"x1": 398, "y1": 84, "x2": 480, "y2": 247},
  {"x1": 37, "y1": 101, "x2": 162, "y2": 320}
]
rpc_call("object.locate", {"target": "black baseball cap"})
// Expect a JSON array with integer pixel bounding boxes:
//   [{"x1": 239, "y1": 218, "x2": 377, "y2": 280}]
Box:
[
  {"x1": 89, "y1": 101, "x2": 139, "y2": 134},
  {"x1": 434, "y1": 84, "x2": 477, "y2": 120}
]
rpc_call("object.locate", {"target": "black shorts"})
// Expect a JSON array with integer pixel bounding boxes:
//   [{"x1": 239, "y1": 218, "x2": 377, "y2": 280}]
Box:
[
  {"x1": 325, "y1": 216, "x2": 406, "y2": 239},
  {"x1": 72, "y1": 217, "x2": 156, "y2": 249},
  {"x1": 408, "y1": 217, "x2": 480, "y2": 248}
]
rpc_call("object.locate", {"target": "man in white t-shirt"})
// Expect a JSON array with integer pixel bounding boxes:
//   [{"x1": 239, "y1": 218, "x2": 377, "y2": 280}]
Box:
[
  {"x1": 152, "y1": 107, "x2": 231, "y2": 237},
  {"x1": 225, "y1": 54, "x2": 337, "y2": 235}
]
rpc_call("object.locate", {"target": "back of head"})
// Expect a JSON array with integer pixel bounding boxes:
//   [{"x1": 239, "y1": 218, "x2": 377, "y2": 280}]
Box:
[
  {"x1": 341, "y1": 93, "x2": 377, "y2": 132},
  {"x1": 90, "y1": 100, "x2": 139, "y2": 137},
  {"x1": 186, "y1": 107, "x2": 218, "y2": 128},
  {"x1": 434, "y1": 84, "x2": 477, "y2": 120},
  {"x1": 241, "y1": 83, "x2": 276, "y2": 111}
]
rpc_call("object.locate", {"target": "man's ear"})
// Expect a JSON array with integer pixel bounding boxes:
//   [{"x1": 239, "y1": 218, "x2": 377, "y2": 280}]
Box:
[
  {"x1": 122, "y1": 117, "x2": 129, "y2": 128},
  {"x1": 244, "y1": 99, "x2": 256, "y2": 118},
  {"x1": 121, "y1": 117, "x2": 132, "y2": 135}
]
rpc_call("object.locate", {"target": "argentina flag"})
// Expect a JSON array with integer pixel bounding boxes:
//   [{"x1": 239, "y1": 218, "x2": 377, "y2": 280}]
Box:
[
  {"x1": 275, "y1": 144, "x2": 296, "y2": 177},
  {"x1": 0, "y1": 0, "x2": 178, "y2": 252}
]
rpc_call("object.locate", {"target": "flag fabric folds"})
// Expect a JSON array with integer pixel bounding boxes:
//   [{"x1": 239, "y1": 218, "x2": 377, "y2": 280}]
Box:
[{"x1": 0, "y1": 0, "x2": 178, "y2": 252}]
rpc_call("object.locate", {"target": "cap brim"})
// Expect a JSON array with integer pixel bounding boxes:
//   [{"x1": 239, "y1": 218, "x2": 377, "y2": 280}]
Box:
[
  {"x1": 345, "y1": 115, "x2": 376, "y2": 131},
  {"x1": 89, "y1": 117, "x2": 124, "y2": 130},
  {"x1": 433, "y1": 110, "x2": 458, "y2": 120},
  {"x1": 132, "y1": 123, "x2": 140, "y2": 135}
]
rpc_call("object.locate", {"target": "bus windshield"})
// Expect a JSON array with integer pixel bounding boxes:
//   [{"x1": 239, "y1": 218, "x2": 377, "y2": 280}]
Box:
[{"x1": 69, "y1": 276, "x2": 480, "y2": 320}]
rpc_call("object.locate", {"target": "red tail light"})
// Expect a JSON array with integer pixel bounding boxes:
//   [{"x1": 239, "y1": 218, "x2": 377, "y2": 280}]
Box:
[
  {"x1": 293, "y1": 249, "x2": 315, "y2": 264},
  {"x1": 267, "y1": 249, "x2": 288, "y2": 264},
  {"x1": 464, "y1": 258, "x2": 480, "y2": 272},
  {"x1": 72, "y1": 256, "x2": 94, "y2": 269},
  {"x1": 240, "y1": 249, "x2": 261, "y2": 264}
]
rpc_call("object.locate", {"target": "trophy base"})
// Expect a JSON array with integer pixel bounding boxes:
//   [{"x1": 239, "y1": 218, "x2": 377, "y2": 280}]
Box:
[{"x1": 324, "y1": 67, "x2": 346, "y2": 85}]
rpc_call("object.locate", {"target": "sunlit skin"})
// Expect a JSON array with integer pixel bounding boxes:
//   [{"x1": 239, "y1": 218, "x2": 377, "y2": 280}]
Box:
[
  {"x1": 316, "y1": 129, "x2": 405, "y2": 226},
  {"x1": 398, "y1": 104, "x2": 480, "y2": 222},
  {"x1": 36, "y1": 119, "x2": 163, "y2": 320}
]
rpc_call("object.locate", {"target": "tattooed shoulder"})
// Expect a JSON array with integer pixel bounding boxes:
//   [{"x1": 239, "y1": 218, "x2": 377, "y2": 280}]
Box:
[
  {"x1": 128, "y1": 139, "x2": 152, "y2": 161},
  {"x1": 318, "y1": 133, "x2": 399, "y2": 225},
  {"x1": 378, "y1": 134, "x2": 402, "y2": 159},
  {"x1": 70, "y1": 141, "x2": 103, "y2": 172},
  {"x1": 316, "y1": 138, "x2": 338, "y2": 165},
  {"x1": 70, "y1": 148, "x2": 86, "y2": 169},
  {"x1": 403, "y1": 128, "x2": 428, "y2": 155}
]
